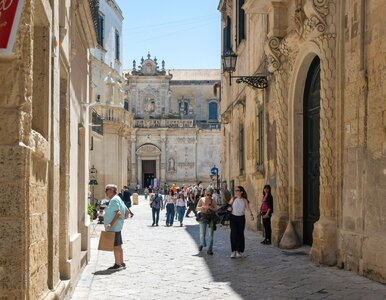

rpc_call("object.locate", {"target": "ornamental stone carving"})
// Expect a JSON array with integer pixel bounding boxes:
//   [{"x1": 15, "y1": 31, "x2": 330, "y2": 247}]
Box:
[
  {"x1": 136, "y1": 144, "x2": 161, "y2": 155},
  {"x1": 303, "y1": 0, "x2": 331, "y2": 35}
]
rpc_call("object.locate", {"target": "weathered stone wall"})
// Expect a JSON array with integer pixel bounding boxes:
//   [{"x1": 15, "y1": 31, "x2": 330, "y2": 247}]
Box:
[
  {"x1": 0, "y1": 0, "x2": 97, "y2": 298},
  {"x1": 219, "y1": 0, "x2": 386, "y2": 283},
  {"x1": 340, "y1": 0, "x2": 386, "y2": 283}
]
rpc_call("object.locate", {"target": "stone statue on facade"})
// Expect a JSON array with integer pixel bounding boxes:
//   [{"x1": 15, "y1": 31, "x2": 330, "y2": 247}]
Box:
[{"x1": 168, "y1": 158, "x2": 176, "y2": 172}]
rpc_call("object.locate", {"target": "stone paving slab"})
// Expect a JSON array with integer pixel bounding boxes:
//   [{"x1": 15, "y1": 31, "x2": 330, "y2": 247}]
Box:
[{"x1": 71, "y1": 196, "x2": 386, "y2": 300}]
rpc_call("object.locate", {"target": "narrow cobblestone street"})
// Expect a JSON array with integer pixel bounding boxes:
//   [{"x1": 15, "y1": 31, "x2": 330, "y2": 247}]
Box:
[{"x1": 71, "y1": 197, "x2": 386, "y2": 300}]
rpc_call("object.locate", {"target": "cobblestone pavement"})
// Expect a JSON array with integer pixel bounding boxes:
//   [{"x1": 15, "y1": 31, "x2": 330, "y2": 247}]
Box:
[{"x1": 71, "y1": 196, "x2": 386, "y2": 300}]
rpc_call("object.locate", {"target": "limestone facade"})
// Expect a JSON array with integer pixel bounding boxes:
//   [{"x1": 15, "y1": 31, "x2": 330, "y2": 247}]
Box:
[
  {"x1": 219, "y1": 0, "x2": 386, "y2": 283},
  {"x1": 124, "y1": 55, "x2": 221, "y2": 190},
  {"x1": 88, "y1": 0, "x2": 132, "y2": 203},
  {"x1": 0, "y1": 0, "x2": 97, "y2": 298}
]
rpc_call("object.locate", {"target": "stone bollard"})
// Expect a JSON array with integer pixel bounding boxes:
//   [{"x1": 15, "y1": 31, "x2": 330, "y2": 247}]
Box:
[{"x1": 132, "y1": 193, "x2": 139, "y2": 205}]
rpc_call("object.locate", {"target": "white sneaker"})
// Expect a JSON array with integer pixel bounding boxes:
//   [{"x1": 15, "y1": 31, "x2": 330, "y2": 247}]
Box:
[
  {"x1": 230, "y1": 251, "x2": 236, "y2": 258},
  {"x1": 235, "y1": 251, "x2": 242, "y2": 258}
]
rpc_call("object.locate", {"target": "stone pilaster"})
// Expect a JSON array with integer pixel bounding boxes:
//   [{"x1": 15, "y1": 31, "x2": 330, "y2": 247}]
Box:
[
  {"x1": 266, "y1": 36, "x2": 290, "y2": 246},
  {"x1": 310, "y1": 33, "x2": 337, "y2": 265}
]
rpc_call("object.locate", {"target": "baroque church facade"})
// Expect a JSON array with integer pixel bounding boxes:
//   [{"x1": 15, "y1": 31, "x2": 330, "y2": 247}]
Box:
[
  {"x1": 124, "y1": 54, "x2": 221, "y2": 189},
  {"x1": 219, "y1": 0, "x2": 386, "y2": 284}
]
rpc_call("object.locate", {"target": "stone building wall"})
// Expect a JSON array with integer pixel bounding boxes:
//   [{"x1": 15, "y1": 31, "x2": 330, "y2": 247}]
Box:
[
  {"x1": 219, "y1": 0, "x2": 386, "y2": 283},
  {"x1": 0, "y1": 0, "x2": 97, "y2": 298},
  {"x1": 340, "y1": 0, "x2": 386, "y2": 282}
]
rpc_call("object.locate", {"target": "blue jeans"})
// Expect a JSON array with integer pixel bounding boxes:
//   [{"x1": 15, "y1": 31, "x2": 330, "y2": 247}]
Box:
[
  {"x1": 152, "y1": 208, "x2": 160, "y2": 225},
  {"x1": 199, "y1": 221, "x2": 214, "y2": 251},
  {"x1": 176, "y1": 206, "x2": 186, "y2": 223},
  {"x1": 166, "y1": 203, "x2": 175, "y2": 225}
]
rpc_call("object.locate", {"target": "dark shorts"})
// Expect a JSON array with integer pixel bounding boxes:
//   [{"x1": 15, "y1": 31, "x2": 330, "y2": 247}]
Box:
[{"x1": 114, "y1": 231, "x2": 122, "y2": 246}]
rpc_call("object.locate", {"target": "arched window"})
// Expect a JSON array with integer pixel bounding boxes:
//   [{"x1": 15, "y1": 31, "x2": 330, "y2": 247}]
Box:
[{"x1": 208, "y1": 102, "x2": 218, "y2": 120}]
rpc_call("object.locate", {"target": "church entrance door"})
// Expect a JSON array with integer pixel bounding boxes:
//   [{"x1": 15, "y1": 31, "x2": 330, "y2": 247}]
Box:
[{"x1": 142, "y1": 160, "x2": 156, "y2": 188}]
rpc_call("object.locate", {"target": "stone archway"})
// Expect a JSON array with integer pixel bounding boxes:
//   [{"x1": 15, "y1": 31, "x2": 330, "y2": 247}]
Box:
[
  {"x1": 136, "y1": 143, "x2": 161, "y2": 188},
  {"x1": 286, "y1": 41, "x2": 338, "y2": 265}
]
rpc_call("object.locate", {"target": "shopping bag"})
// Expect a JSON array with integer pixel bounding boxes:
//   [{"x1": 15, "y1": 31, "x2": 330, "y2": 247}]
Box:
[{"x1": 98, "y1": 231, "x2": 115, "y2": 251}]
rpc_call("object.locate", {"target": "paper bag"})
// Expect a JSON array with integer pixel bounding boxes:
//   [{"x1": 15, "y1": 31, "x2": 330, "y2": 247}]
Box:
[{"x1": 98, "y1": 231, "x2": 115, "y2": 251}]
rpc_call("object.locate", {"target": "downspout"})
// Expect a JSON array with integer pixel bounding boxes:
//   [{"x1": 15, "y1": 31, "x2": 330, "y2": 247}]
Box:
[{"x1": 359, "y1": 0, "x2": 368, "y2": 271}]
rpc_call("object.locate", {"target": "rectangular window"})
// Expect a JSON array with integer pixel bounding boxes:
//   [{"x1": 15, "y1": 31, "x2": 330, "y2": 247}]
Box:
[
  {"x1": 236, "y1": 0, "x2": 245, "y2": 46},
  {"x1": 257, "y1": 109, "x2": 264, "y2": 172},
  {"x1": 97, "y1": 13, "x2": 104, "y2": 47},
  {"x1": 239, "y1": 125, "x2": 244, "y2": 174},
  {"x1": 208, "y1": 102, "x2": 218, "y2": 120},
  {"x1": 115, "y1": 30, "x2": 120, "y2": 61},
  {"x1": 223, "y1": 16, "x2": 232, "y2": 53}
]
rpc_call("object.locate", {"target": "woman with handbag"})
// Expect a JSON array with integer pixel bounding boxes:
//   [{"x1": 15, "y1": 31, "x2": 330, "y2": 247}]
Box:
[
  {"x1": 197, "y1": 187, "x2": 218, "y2": 255},
  {"x1": 261, "y1": 184, "x2": 273, "y2": 245},
  {"x1": 228, "y1": 186, "x2": 254, "y2": 258}
]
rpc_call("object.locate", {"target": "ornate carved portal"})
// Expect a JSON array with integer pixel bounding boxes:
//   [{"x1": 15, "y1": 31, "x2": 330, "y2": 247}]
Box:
[
  {"x1": 136, "y1": 144, "x2": 161, "y2": 188},
  {"x1": 264, "y1": 0, "x2": 338, "y2": 265}
]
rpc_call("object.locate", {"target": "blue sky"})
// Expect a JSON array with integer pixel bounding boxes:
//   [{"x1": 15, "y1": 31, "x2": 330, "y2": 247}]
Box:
[{"x1": 115, "y1": 0, "x2": 221, "y2": 70}]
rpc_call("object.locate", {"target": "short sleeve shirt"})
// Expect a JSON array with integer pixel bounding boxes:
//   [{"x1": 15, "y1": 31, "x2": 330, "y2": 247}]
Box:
[{"x1": 104, "y1": 195, "x2": 128, "y2": 232}]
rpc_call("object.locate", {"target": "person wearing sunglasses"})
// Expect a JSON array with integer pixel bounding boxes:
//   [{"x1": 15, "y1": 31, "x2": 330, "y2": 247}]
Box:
[
  {"x1": 104, "y1": 184, "x2": 129, "y2": 270},
  {"x1": 196, "y1": 187, "x2": 218, "y2": 255},
  {"x1": 228, "y1": 186, "x2": 254, "y2": 258}
]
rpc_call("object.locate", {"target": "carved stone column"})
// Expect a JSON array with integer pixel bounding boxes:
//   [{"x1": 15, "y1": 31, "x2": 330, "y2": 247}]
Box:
[
  {"x1": 130, "y1": 134, "x2": 137, "y2": 187},
  {"x1": 265, "y1": 36, "x2": 290, "y2": 246},
  {"x1": 160, "y1": 134, "x2": 166, "y2": 184},
  {"x1": 310, "y1": 33, "x2": 337, "y2": 265}
]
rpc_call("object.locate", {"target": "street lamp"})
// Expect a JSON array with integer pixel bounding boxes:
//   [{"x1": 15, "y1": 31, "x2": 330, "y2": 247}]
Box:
[
  {"x1": 89, "y1": 166, "x2": 98, "y2": 205},
  {"x1": 221, "y1": 50, "x2": 268, "y2": 89}
]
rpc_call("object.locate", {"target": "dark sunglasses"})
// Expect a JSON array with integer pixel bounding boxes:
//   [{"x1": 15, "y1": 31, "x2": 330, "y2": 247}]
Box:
[
  {"x1": 235, "y1": 189, "x2": 241, "y2": 192},
  {"x1": 206, "y1": 194, "x2": 212, "y2": 196},
  {"x1": 105, "y1": 188, "x2": 111, "y2": 192}
]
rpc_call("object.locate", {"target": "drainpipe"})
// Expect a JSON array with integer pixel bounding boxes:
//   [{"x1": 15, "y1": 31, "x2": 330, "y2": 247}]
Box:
[{"x1": 359, "y1": 0, "x2": 367, "y2": 273}]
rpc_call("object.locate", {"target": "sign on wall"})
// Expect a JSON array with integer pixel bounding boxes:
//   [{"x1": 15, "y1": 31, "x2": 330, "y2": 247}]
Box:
[{"x1": 0, "y1": 0, "x2": 25, "y2": 55}]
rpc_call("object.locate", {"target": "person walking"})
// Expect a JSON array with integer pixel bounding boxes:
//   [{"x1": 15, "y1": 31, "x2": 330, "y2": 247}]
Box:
[
  {"x1": 144, "y1": 186, "x2": 149, "y2": 201},
  {"x1": 150, "y1": 190, "x2": 163, "y2": 226},
  {"x1": 103, "y1": 184, "x2": 129, "y2": 270},
  {"x1": 121, "y1": 185, "x2": 134, "y2": 217},
  {"x1": 228, "y1": 186, "x2": 254, "y2": 258},
  {"x1": 197, "y1": 188, "x2": 218, "y2": 255},
  {"x1": 261, "y1": 184, "x2": 273, "y2": 245},
  {"x1": 185, "y1": 191, "x2": 197, "y2": 217},
  {"x1": 164, "y1": 190, "x2": 176, "y2": 226},
  {"x1": 176, "y1": 193, "x2": 187, "y2": 227}
]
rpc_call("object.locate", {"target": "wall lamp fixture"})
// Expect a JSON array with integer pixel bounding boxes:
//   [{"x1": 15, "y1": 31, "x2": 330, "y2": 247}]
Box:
[{"x1": 222, "y1": 51, "x2": 268, "y2": 89}]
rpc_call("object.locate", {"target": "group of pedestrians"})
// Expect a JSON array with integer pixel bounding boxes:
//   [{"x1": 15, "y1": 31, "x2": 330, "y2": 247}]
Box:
[
  {"x1": 101, "y1": 181, "x2": 274, "y2": 270},
  {"x1": 149, "y1": 183, "x2": 206, "y2": 227},
  {"x1": 197, "y1": 184, "x2": 273, "y2": 258}
]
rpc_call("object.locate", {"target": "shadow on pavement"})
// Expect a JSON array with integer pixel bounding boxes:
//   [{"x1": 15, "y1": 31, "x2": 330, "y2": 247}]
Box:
[
  {"x1": 93, "y1": 269, "x2": 122, "y2": 276},
  {"x1": 184, "y1": 223, "x2": 272, "y2": 299}
]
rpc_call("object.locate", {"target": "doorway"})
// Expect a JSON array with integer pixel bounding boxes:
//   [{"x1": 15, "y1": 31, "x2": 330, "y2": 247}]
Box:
[
  {"x1": 303, "y1": 56, "x2": 321, "y2": 246},
  {"x1": 142, "y1": 160, "x2": 156, "y2": 188}
]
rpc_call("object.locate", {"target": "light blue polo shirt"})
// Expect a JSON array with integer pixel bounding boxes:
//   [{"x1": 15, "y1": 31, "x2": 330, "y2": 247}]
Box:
[{"x1": 104, "y1": 195, "x2": 128, "y2": 232}]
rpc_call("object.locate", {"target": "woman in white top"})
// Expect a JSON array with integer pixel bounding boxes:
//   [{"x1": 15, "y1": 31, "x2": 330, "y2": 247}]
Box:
[
  {"x1": 176, "y1": 193, "x2": 187, "y2": 227},
  {"x1": 228, "y1": 186, "x2": 254, "y2": 258},
  {"x1": 164, "y1": 190, "x2": 176, "y2": 227}
]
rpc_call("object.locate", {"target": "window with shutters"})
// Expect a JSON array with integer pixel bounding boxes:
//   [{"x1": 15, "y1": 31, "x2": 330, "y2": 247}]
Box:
[
  {"x1": 97, "y1": 13, "x2": 104, "y2": 48},
  {"x1": 236, "y1": 0, "x2": 245, "y2": 46},
  {"x1": 223, "y1": 16, "x2": 232, "y2": 53},
  {"x1": 257, "y1": 109, "x2": 264, "y2": 172},
  {"x1": 115, "y1": 30, "x2": 120, "y2": 61},
  {"x1": 239, "y1": 125, "x2": 245, "y2": 174},
  {"x1": 208, "y1": 102, "x2": 218, "y2": 120}
]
